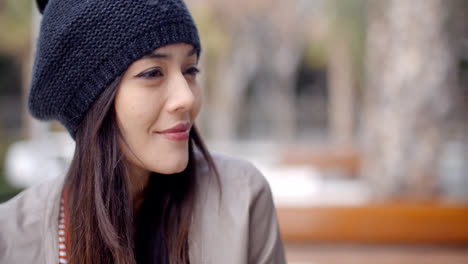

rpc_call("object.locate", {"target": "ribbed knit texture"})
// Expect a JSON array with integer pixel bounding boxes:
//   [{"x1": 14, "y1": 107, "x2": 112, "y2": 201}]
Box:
[{"x1": 28, "y1": 0, "x2": 201, "y2": 137}]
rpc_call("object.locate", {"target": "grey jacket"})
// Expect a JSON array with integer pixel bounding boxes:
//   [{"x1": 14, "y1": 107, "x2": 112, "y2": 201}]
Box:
[{"x1": 0, "y1": 152, "x2": 286, "y2": 263}]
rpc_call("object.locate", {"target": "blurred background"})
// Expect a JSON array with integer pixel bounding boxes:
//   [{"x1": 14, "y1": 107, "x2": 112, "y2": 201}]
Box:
[{"x1": 0, "y1": 0, "x2": 467, "y2": 263}]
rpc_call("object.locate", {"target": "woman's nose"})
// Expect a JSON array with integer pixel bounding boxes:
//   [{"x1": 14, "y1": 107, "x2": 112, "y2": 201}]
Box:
[{"x1": 166, "y1": 73, "x2": 195, "y2": 113}]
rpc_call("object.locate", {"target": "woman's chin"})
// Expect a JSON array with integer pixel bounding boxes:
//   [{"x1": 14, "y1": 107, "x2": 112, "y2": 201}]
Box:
[{"x1": 151, "y1": 159, "x2": 189, "y2": 175}]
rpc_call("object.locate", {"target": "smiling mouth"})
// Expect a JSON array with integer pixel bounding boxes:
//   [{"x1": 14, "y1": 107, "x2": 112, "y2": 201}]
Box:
[{"x1": 156, "y1": 121, "x2": 191, "y2": 141}]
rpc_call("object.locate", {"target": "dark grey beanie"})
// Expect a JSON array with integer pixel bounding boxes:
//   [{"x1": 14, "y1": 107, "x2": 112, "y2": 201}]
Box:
[{"x1": 28, "y1": 0, "x2": 201, "y2": 137}]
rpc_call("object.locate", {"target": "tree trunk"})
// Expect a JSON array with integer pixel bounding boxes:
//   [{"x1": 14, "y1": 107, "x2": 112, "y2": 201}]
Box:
[
  {"x1": 328, "y1": 35, "x2": 355, "y2": 147},
  {"x1": 361, "y1": 0, "x2": 468, "y2": 200}
]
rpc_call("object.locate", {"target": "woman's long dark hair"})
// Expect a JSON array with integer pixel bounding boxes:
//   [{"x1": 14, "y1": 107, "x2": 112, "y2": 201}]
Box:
[{"x1": 65, "y1": 75, "x2": 219, "y2": 264}]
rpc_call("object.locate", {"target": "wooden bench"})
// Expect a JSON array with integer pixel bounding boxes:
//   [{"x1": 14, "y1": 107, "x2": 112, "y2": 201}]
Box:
[{"x1": 277, "y1": 203, "x2": 468, "y2": 244}]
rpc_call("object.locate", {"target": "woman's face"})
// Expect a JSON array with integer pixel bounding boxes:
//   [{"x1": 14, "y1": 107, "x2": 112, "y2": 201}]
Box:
[{"x1": 115, "y1": 43, "x2": 201, "y2": 177}]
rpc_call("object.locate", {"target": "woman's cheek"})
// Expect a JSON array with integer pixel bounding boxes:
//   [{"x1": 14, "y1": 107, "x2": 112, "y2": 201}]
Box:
[{"x1": 191, "y1": 86, "x2": 202, "y2": 121}]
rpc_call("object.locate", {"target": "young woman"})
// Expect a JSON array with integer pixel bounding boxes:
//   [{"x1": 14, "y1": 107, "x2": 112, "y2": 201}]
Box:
[{"x1": 0, "y1": 0, "x2": 286, "y2": 263}]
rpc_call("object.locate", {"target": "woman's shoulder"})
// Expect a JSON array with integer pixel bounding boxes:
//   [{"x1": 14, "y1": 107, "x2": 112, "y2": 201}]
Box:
[
  {"x1": 191, "y1": 151, "x2": 287, "y2": 263},
  {"x1": 193, "y1": 150, "x2": 275, "y2": 212},
  {"x1": 0, "y1": 176, "x2": 64, "y2": 263},
  {"x1": 196, "y1": 150, "x2": 271, "y2": 195},
  {"x1": 0, "y1": 176, "x2": 63, "y2": 213}
]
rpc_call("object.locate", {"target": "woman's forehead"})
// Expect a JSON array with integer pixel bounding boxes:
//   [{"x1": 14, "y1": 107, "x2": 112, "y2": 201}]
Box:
[
  {"x1": 148, "y1": 43, "x2": 197, "y2": 56},
  {"x1": 134, "y1": 43, "x2": 198, "y2": 65}
]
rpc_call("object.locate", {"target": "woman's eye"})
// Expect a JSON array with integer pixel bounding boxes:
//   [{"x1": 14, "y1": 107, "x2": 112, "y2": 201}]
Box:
[
  {"x1": 184, "y1": 66, "x2": 200, "y2": 76},
  {"x1": 136, "y1": 68, "x2": 163, "y2": 79}
]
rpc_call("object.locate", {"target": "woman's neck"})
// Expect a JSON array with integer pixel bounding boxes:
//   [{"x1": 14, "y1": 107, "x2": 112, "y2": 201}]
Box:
[{"x1": 127, "y1": 164, "x2": 151, "y2": 213}]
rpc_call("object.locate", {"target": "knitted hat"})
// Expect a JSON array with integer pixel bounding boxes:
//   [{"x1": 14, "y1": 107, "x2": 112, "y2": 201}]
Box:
[{"x1": 28, "y1": 0, "x2": 201, "y2": 137}]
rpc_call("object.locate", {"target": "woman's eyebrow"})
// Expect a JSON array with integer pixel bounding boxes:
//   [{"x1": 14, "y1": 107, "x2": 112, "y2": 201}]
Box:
[{"x1": 187, "y1": 47, "x2": 197, "y2": 57}]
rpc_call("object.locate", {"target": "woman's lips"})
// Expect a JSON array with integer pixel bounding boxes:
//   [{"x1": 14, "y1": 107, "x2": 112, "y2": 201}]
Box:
[
  {"x1": 158, "y1": 130, "x2": 190, "y2": 141},
  {"x1": 156, "y1": 121, "x2": 191, "y2": 141}
]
